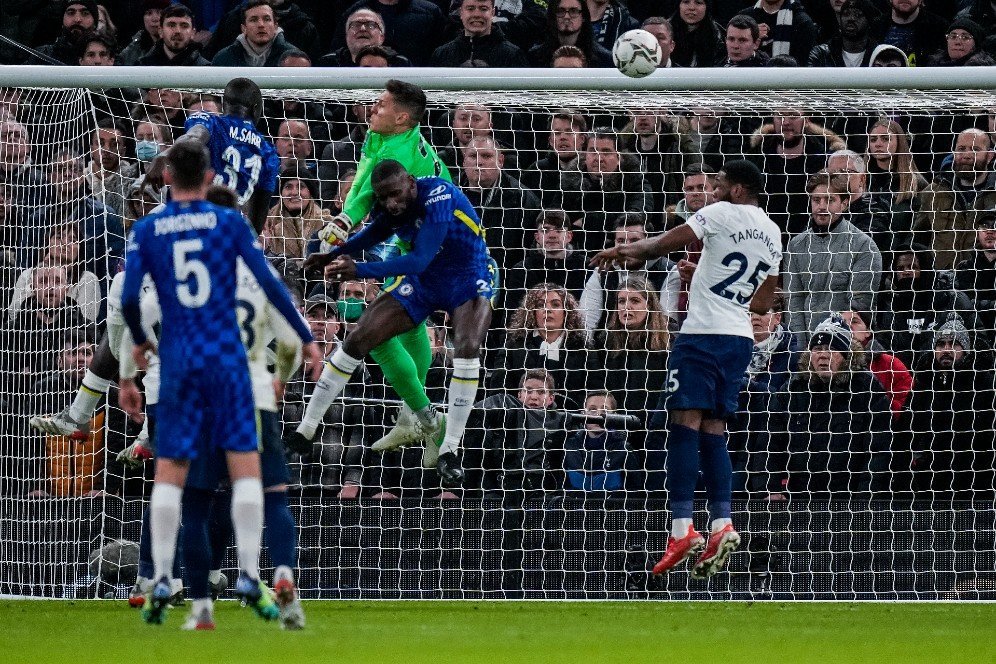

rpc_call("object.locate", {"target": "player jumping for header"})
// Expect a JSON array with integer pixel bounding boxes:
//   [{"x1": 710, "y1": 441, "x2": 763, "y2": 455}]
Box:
[
  {"x1": 293, "y1": 80, "x2": 459, "y2": 463},
  {"x1": 591, "y1": 159, "x2": 782, "y2": 579},
  {"x1": 30, "y1": 77, "x2": 279, "y2": 439},
  {"x1": 309, "y1": 160, "x2": 493, "y2": 484}
]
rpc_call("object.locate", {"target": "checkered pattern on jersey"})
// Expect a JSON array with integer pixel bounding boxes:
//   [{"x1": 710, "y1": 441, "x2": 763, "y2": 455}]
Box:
[{"x1": 185, "y1": 112, "x2": 280, "y2": 204}]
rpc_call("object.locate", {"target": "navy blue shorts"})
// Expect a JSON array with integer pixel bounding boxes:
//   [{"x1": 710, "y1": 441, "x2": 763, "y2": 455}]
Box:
[
  {"x1": 666, "y1": 333, "x2": 753, "y2": 420},
  {"x1": 385, "y1": 263, "x2": 495, "y2": 324},
  {"x1": 186, "y1": 410, "x2": 290, "y2": 490},
  {"x1": 154, "y1": 366, "x2": 259, "y2": 460}
]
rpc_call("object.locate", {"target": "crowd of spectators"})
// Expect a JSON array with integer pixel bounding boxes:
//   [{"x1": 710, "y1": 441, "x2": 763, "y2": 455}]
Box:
[{"x1": 0, "y1": 0, "x2": 994, "y2": 505}]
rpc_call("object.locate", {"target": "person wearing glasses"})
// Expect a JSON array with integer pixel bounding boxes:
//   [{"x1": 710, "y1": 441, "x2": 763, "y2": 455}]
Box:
[
  {"x1": 331, "y1": 0, "x2": 444, "y2": 65},
  {"x1": 926, "y1": 18, "x2": 986, "y2": 65},
  {"x1": 528, "y1": 0, "x2": 614, "y2": 67},
  {"x1": 318, "y1": 9, "x2": 411, "y2": 66}
]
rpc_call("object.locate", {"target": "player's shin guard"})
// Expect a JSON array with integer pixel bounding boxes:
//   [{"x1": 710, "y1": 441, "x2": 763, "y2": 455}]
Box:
[
  {"x1": 699, "y1": 432, "x2": 733, "y2": 532},
  {"x1": 149, "y1": 482, "x2": 183, "y2": 582},
  {"x1": 67, "y1": 370, "x2": 112, "y2": 423},
  {"x1": 208, "y1": 490, "x2": 233, "y2": 572},
  {"x1": 440, "y1": 357, "x2": 479, "y2": 456},
  {"x1": 666, "y1": 424, "x2": 700, "y2": 537},
  {"x1": 296, "y1": 350, "x2": 362, "y2": 439},
  {"x1": 230, "y1": 477, "x2": 264, "y2": 581},
  {"x1": 263, "y1": 490, "x2": 296, "y2": 571},
  {"x1": 181, "y1": 488, "x2": 213, "y2": 600}
]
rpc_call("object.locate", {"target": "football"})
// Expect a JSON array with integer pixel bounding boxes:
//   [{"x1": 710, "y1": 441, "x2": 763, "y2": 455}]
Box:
[{"x1": 612, "y1": 29, "x2": 663, "y2": 78}]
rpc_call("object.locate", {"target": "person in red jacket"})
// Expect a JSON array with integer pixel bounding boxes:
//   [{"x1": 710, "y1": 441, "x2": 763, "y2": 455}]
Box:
[{"x1": 841, "y1": 305, "x2": 913, "y2": 415}]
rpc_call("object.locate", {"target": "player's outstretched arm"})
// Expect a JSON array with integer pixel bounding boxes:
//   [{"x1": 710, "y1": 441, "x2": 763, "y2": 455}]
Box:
[
  {"x1": 306, "y1": 217, "x2": 396, "y2": 272},
  {"x1": 346, "y1": 221, "x2": 446, "y2": 281},
  {"x1": 590, "y1": 224, "x2": 698, "y2": 271}
]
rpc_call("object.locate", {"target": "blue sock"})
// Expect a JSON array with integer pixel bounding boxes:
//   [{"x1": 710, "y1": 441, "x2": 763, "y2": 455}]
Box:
[
  {"x1": 208, "y1": 490, "x2": 233, "y2": 571},
  {"x1": 700, "y1": 431, "x2": 732, "y2": 521},
  {"x1": 181, "y1": 487, "x2": 213, "y2": 600},
  {"x1": 138, "y1": 504, "x2": 153, "y2": 580},
  {"x1": 264, "y1": 491, "x2": 297, "y2": 570},
  {"x1": 666, "y1": 423, "x2": 700, "y2": 519}
]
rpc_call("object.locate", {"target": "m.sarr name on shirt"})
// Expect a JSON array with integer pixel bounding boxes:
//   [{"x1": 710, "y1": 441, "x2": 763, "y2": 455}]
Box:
[
  {"x1": 154, "y1": 212, "x2": 218, "y2": 235},
  {"x1": 228, "y1": 125, "x2": 262, "y2": 148},
  {"x1": 728, "y1": 227, "x2": 779, "y2": 260}
]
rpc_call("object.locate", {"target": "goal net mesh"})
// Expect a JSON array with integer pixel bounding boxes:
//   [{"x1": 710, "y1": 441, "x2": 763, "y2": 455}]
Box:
[{"x1": 1, "y1": 83, "x2": 994, "y2": 600}]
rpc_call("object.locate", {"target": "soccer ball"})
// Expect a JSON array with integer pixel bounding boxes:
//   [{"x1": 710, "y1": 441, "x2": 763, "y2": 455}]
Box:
[{"x1": 612, "y1": 29, "x2": 662, "y2": 78}]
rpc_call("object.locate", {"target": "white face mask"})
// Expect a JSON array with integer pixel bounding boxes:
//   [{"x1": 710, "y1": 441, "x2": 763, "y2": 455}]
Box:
[{"x1": 135, "y1": 140, "x2": 160, "y2": 162}]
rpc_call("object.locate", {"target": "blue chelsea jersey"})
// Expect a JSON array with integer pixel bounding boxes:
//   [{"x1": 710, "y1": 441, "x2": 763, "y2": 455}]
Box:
[
  {"x1": 121, "y1": 200, "x2": 311, "y2": 373},
  {"x1": 185, "y1": 112, "x2": 280, "y2": 206}
]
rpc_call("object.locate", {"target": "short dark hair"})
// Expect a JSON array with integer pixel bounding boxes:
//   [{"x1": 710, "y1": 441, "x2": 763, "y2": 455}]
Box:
[
  {"x1": 223, "y1": 77, "x2": 263, "y2": 122},
  {"x1": 520, "y1": 368, "x2": 555, "y2": 391},
  {"x1": 551, "y1": 109, "x2": 587, "y2": 132},
  {"x1": 62, "y1": 326, "x2": 96, "y2": 350},
  {"x1": 551, "y1": 45, "x2": 587, "y2": 66},
  {"x1": 684, "y1": 162, "x2": 717, "y2": 178},
  {"x1": 80, "y1": 33, "x2": 116, "y2": 56},
  {"x1": 806, "y1": 171, "x2": 849, "y2": 196},
  {"x1": 355, "y1": 44, "x2": 396, "y2": 64},
  {"x1": 585, "y1": 389, "x2": 617, "y2": 410},
  {"x1": 727, "y1": 15, "x2": 760, "y2": 41},
  {"x1": 95, "y1": 117, "x2": 125, "y2": 138},
  {"x1": 611, "y1": 212, "x2": 650, "y2": 233},
  {"x1": 370, "y1": 159, "x2": 409, "y2": 186},
  {"x1": 720, "y1": 159, "x2": 765, "y2": 196},
  {"x1": 242, "y1": 0, "x2": 274, "y2": 23},
  {"x1": 278, "y1": 48, "x2": 310, "y2": 65},
  {"x1": 536, "y1": 209, "x2": 570, "y2": 230},
  {"x1": 167, "y1": 140, "x2": 210, "y2": 190},
  {"x1": 588, "y1": 127, "x2": 620, "y2": 150},
  {"x1": 206, "y1": 183, "x2": 239, "y2": 208},
  {"x1": 767, "y1": 54, "x2": 798, "y2": 67},
  {"x1": 385, "y1": 80, "x2": 427, "y2": 127},
  {"x1": 162, "y1": 3, "x2": 195, "y2": 23}
]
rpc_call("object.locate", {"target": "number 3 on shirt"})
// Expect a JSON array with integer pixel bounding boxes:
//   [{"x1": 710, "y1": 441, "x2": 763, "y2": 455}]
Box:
[
  {"x1": 173, "y1": 239, "x2": 211, "y2": 308},
  {"x1": 218, "y1": 145, "x2": 262, "y2": 205}
]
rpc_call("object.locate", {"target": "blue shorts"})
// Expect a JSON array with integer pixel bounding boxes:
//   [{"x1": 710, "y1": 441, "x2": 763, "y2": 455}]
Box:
[
  {"x1": 154, "y1": 366, "x2": 259, "y2": 460},
  {"x1": 187, "y1": 410, "x2": 289, "y2": 490},
  {"x1": 666, "y1": 333, "x2": 753, "y2": 420},
  {"x1": 386, "y1": 263, "x2": 495, "y2": 324}
]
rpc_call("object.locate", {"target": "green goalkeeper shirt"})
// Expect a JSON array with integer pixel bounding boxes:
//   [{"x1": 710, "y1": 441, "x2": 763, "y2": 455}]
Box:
[{"x1": 341, "y1": 124, "x2": 451, "y2": 228}]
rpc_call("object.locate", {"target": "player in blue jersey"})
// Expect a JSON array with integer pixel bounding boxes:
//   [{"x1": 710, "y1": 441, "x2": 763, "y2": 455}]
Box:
[
  {"x1": 144, "y1": 77, "x2": 279, "y2": 234},
  {"x1": 30, "y1": 79, "x2": 279, "y2": 440},
  {"x1": 591, "y1": 160, "x2": 782, "y2": 580},
  {"x1": 118, "y1": 142, "x2": 321, "y2": 627},
  {"x1": 313, "y1": 160, "x2": 493, "y2": 483}
]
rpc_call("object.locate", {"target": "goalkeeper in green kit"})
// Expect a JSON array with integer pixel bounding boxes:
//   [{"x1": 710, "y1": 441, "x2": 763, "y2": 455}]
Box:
[{"x1": 287, "y1": 80, "x2": 465, "y2": 484}]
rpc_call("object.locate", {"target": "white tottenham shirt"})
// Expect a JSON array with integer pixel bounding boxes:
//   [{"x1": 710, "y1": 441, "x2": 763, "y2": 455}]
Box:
[{"x1": 681, "y1": 201, "x2": 783, "y2": 340}]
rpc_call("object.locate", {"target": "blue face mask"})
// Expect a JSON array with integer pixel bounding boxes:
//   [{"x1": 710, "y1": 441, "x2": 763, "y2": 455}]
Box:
[{"x1": 135, "y1": 140, "x2": 160, "y2": 162}]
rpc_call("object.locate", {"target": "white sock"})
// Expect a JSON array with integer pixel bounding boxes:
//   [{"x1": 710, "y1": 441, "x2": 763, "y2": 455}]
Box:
[
  {"x1": 68, "y1": 370, "x2": 111, "y2": 422},
  {"x1": 296, "y1": 350, "x2": 361, "y2": 439},
  {"x1": 274, "y1": 565, "x2": 294, "y2": 585},
  {"x1": 230, "y1": 477, "x2": 264, "y2": 580},
  {"x1": 192, "y1": 598, "x2": 213, "y2": 616},
  {"x1": 208, "y1": 570, "x2": 222, "y2": 586},
  {"x1": 711, "y1": 517, "x2": 733, "y2": 533},
  {"x1": 440, "y1": 357, "x2": 479, "y2": 456},
  {"x1": 149, "y1": 482, "x2": 183, "y2": 582},
  {"x1": 671, "y1": 517, "x2": 694, "y2": 539}
]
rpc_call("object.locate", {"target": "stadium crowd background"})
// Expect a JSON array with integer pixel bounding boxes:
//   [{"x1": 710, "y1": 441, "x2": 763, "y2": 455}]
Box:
[{"x1": 0, "y1": 0, "x2": 994, "y2": 505}]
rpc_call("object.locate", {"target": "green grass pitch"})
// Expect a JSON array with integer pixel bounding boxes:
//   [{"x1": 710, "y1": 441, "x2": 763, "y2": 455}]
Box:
[{"x1": 0, "y1": 600, "x2": 988, "y2": 663}]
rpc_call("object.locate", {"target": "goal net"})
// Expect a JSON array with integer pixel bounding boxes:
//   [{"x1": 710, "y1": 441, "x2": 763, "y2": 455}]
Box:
[{"x1": 1, "y1": 74, "x2": 994, "y2": 600}]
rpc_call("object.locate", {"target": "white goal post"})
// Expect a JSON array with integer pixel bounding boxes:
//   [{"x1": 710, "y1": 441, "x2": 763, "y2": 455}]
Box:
[{"x1": 0, "y1": 66, "x2": 994, "y2": 601}]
